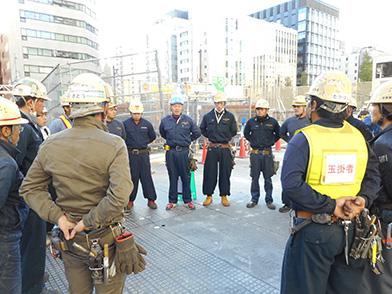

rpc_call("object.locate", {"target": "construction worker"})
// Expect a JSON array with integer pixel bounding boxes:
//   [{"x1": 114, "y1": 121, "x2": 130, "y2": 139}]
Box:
[
  {"x1": 159, "y1": 95, "x2": 201, "y2": 210},
  {"x1": 123, "y1": 100, "x2": 158, "y2": 212},
  {"x1": 37, "y1": 107, "x2": 50, "y2": 140},
  {"x1": 360, "y1": 80, "x2": 392, "y2": 293},
  {"x1": 19, "y1": 73, "x2": 146, "y2": 293},
  {"x1": 200, "y1": 91, "x2": 238, "y2": 207},
  {"x1": 278, "y1": 95, "x2": 310, "y2": 213},
  {"x1": 345, "y1": 97, "x2": 373, "y2": 141},
  {"x1": 49, "y1": 95, "x2": 72, "y2": 134},
  {"x1": 106, "y1": 102, "x2": 126, "y2": 140},
  {"x1": 13, "y1": 78, "x2": 56, "y2": 294},
  {"x1": 244, "y1": 98, "x2": 280, "y2": 210},
  {"x1": 0, "y1": 97, "x2": 29, "y2": 294},
  {"x1": 280, "y1": 71, "x2": 380, "y2": 294}
]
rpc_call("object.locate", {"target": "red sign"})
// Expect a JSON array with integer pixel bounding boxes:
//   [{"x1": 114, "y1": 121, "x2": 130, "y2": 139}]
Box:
[{"x1": 142, "y1": 83, "x2": 149, "y2": 91}]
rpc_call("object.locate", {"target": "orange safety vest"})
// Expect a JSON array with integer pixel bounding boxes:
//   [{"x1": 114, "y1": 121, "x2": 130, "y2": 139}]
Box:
[{"x1": 59, "y1": 115, "x2": 72, "y2": 129}]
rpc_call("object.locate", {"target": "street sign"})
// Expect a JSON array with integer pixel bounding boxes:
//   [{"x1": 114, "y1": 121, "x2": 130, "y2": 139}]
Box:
[{"x1": 212, "y1": 76, "x2": 225, "y2": 92}]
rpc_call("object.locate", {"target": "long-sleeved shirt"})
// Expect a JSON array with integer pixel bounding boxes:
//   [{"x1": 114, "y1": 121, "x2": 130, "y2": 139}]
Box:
[
  {"x1": 200, "y1": 109, "x2": 237, "y2": 143},
  {"x1": 279, "y1": 115, "x2": 310, "y2": 143},
  {"x1": 346, "y1": 115, "x2": 373, "y2": 141},
  {"x1": 19, "y1": 115, "x2": 133, "y2": 230},
  {"x1": 244, "y1": 114, "x2": 280, "y2": 149},
  {"x1": 159, "y1": 114, "x2": 201, "y2": 147},
  {"x1": 281, "y1": 118, "x2": 380, "y2": 214},
  {"x1": 0, "y1": 139, "x2": 28, "y2": 234},
  {"x1": 49, "y1": 114, "x2": 72, "y2": 134},
  {"x1": 123, "y1": 117, "x2": 156, "y2": 149},
  {"x1": 106, "y1": 118, "x2": 126, "y2": 140}
]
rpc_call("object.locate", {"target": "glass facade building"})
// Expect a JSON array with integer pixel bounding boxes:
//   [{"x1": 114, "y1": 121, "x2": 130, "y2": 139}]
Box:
[{"x1": 250, "y1": 0, "x2": 339, "y2": 85}]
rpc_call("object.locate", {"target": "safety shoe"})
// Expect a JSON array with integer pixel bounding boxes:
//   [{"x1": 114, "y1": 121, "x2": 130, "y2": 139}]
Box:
[
  {"x1": 185, "y1": 202, "x2": 196, "y2": 210},
  {"x1": 166, "y1": 202, "x2": 178, "y2": 210},
  {"x1": 246, "y1": 202, "x2": 257, "y2": 208},
  {"x1": 221, "y1": 196, "x2": 230, "y2": 207},
  {"x1": 148, "y1": 200, "x2": 157, "y2": 209},
  {"x1": 279, "y1": 204, "x2": 291, "y2": 213},
  {"x1": 124, "y1": 201, "x2": 133, "y2": 216},
  {"x1": 266, "y1": 202, "x2": 276, "y2": 210},
  {"x1": 203, "y1": 196, "x2": 213, "y2": 206}
]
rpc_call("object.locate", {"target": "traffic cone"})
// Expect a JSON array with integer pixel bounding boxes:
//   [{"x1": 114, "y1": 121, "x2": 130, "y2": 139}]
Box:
[
  {"x1": 200, "y1": 140, "x2": 207, "y2": 164},
  {"x1": 238, "y1": 137, "x2": 247, "y2": 158},
  {"x1": 275, "y1": 139, "x2": 281, "y2": 151},
  {"x1": 191, "y1": 171, "x2": 197, "y2": 200}
]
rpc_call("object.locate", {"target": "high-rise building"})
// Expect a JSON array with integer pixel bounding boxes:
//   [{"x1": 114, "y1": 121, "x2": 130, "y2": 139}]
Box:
[
  {"x1": 7, "y1": 0, "x2": 100, "y2": 82},
  {"x1": 250, "y1": 0, "x2": 340, "y2": 85}
]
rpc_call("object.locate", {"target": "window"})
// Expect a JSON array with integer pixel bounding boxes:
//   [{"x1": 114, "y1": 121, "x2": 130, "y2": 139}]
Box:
[{"x1": 298, "y1": 7, "x2": 306, "y2": 21}]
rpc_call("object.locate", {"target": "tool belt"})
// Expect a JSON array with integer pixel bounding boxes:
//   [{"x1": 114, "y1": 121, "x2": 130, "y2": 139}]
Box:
[
  {"x1": 250, "y1": 149, "x2": 271, "y2": 155},
  {"x1": 290, "y1": 210, "x2": 341, "y2": 235},
  {"x1": 128, "y1": 147, "x2": 150, "y2": 155},
  {"x1": 165, "y1": 145, "x2": 189, "y2": 151},
  {"x1": 208, "y1": 143, "x2": 231, "y2": 148}
]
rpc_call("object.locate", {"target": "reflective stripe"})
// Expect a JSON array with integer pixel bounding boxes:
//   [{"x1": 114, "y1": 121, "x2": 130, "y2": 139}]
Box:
[
  {"x1": 300, "y1": 121, "x2": 368, "y2": 199},
  {"x1": 59, "y1": 115, "x2": 72, "y2": 129}
]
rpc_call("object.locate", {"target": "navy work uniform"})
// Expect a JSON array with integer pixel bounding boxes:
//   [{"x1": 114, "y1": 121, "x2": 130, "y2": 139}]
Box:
[
  {"x1": 244, "y1": 114, "x2": 280, "y2": 205},
  {"x1": 200, "y1": 109, "x2": 237, "y2": 198},
  {"x1": 123, "y1": 117, "x2": 157, "y2": 203},
  {"x1": 346, "y1": 114, "x2": 373, "y2": 141},
  {"x1": 107, "y1": 118, "x2": 126, "y2": 140},
  {"x1": 159, "y1": 114, "x2": 201, "y2": 204}
]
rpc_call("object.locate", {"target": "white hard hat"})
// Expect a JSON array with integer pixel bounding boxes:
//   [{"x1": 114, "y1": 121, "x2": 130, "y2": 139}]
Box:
[{"x1": 0, "y1": 97, "x2": 29, "y2": 126}]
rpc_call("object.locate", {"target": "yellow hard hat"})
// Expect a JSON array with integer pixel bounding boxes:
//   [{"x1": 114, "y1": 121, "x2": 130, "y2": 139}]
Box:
[
  {"x1": 366, "y1": 80, "x2": 392, "y2": 104},
  {"x1": 129, "y1": 100, "x2": 144, "y2": 113},
  {"x1": 67, "y1": 73, "x2": 112, "y2": 119},
  {"x1": 0, "y1": 97, "x2": 29, "y2": 126},
  {"x1": 292, "y1": 95, "x2": 307, "y2": 106},
  {"x1": 108, "y1": 102, "x2": 117, "y2": 109},
  {"x1": 255, "y1": 99, "x2": 270, "y2": 109},
  {"x1": 13, "y1": 78, "x2": 50, "y2": 101},
  {"x1": 213, "y1": 91, "x2": 227, "y2": 103},
  {"x1": 307, "y1": 71, "x2": 352, "y2": 104}
]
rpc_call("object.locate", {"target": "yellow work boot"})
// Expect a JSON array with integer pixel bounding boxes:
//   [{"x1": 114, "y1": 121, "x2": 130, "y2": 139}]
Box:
[
  {"x1": 203, "y1": 196, "x2": 213, "y2": 206},
  {"x1": 221, "y1": 196, "x2": 230, "y2": 207}
]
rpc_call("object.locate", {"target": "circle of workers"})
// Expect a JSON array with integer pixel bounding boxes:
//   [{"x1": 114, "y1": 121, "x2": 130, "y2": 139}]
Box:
[{"x1": 1, "y1": 70, "x2": 392, "y2": 293}]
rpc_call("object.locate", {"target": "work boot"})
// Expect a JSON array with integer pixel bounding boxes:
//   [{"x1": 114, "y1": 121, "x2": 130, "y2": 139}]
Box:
[
  {"x1": 185, "y1": 202, "x2": 196, "y2": 210},
  {"x1": 279, "y1": 204, "x2": 291, "y2": 213},
  {"x1": 166, "y1": 202, "x2": 178, "y2": 210},
  {"x1": 246, "y1": 202, "x2": 257, "y2": 208},
  {"x1": 266, "y1": 202, "x2": 276, "y2": 210},
  {"x1": 221, "y1": 196, "x2": 230, "y2": 207},
  {"x1": 203, "y1": 196, "x2": 213, "y2": 206},
  {"x1": 147, "y1": 200, "x2": 157, "y2": 209},
  {"x1": 124, "y1": 201, "x2": 133, "y2": 216}
]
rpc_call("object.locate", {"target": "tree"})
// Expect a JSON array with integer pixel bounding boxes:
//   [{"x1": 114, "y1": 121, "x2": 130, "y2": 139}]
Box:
[
  {"x1": 300, "y1": 71, "x2": 308, "y2": 86},
  {"x1": 284, "y1": 76, "x2": 292, "y2": 87},
  {"x1": 359, "y1": 51, "x2": 373, "y2": 82}
]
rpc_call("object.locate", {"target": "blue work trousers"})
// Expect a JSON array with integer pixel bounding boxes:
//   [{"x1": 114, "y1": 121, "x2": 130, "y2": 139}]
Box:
[
  {"x1": 202, "y1": 147, "x2": 232, "y2": 196},
  {"x1": 165, "y1": 149, "x2": 191, "y2": 203},
  {"x1": 128, "y1": 152, "x2": 157, "y2": 202},
  {"x1": 0, "y1": 233, "x2": 23, "y2": 294},
  {"x1": 281, "y1": 219, "x2": 365, "y2": 294},
  {"x1": 250, "y1": 153, "x2": 274, "y2": 204},
  {"x1": 21, "y1": 210, "x2": 46, "y2": 294}
]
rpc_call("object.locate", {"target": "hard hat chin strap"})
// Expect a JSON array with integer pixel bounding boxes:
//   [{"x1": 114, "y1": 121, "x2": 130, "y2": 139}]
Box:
[{"x1": 5, "y1": 125, "x2": 16, "y2": 145}]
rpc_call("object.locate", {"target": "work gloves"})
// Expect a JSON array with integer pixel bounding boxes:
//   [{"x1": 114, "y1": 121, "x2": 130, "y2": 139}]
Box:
[
  {"x1": 189, "y1": 156, "x2": 198, "y2": 171},
  {"x1": 115, "y1": 232, "x2": 147, "y2": 275}
]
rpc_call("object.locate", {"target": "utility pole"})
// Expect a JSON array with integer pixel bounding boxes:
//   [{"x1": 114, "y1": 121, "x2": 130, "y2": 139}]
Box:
[
  {"x1": 155, "y1": 51, "x2": 165, "y2": 114},
  {"x1": 199, "y1": 49, "x2": 203, "y2": 83}
]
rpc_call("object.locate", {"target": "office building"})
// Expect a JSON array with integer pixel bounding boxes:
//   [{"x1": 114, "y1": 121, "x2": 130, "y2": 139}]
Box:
[{"x1": 250, "y1": 0, "x2": 340, "y2": 85}]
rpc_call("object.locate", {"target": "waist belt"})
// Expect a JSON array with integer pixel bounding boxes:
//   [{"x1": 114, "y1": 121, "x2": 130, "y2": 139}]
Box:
[
  {"x1": 65, "y1": 224, "x2": 123, "y2": 255},
  {"x1": 250, "y1": 149, "x2": 271, "y2": 155},
  {"x1": 167, "y1": 146, "x2": 189, "y2": 151},
  {"x1": 208, "y1": 143, "x2": 231, "y2": 148},
  {"x1": 296, "y1": 210, "x2": 338, "y2": 223},
  {"x1": 128, "y1": 148, "x2": 149, "y2": 155}
]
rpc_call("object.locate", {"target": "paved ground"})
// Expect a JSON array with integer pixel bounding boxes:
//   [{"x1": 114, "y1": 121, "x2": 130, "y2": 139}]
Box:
[{"x1": 45, "y1": 147, "x2": 291, "y2": 293}]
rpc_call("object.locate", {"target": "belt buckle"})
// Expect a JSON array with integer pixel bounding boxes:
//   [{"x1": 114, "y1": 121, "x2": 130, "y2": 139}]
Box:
[
  {"x1": 216, "y1": 143, "x2": 222, "y2": 148},
  {"x1": 176, "y1": 146, "x2": 182, "y2": 151},
  {"x1": 132, "y1": 149, "x2": 139, "y2": 155}
]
